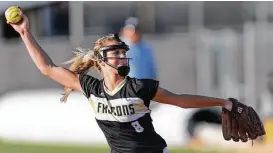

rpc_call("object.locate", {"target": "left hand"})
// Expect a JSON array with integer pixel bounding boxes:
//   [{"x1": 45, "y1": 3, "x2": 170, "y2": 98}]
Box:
[
  {"x1": 223, "y1": 100, "x2": 233, "y2": 111},
  {"x1": 221, "y1": 98, "x2": 266, "y2": 143}
]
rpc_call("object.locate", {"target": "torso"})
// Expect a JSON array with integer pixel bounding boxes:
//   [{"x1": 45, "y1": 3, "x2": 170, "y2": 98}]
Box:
[{"x1": 79, "y1": 74, "x2": 167, "y2": 153}]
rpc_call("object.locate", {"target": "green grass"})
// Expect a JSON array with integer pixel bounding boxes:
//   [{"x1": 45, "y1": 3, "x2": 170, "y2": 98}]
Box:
[
  {"x1": 0, "y1": 141, "x2": 228, "y2": 153},
  {"x1": 0, "y1": 141, "x2": 108, "y2": 153}
]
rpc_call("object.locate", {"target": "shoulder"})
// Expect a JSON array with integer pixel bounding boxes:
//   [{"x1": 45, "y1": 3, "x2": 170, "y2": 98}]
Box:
[
  {"x1": 128, "y1": 76, "x2": 158, "y2": 87},
  {"x1": 78, "y1": 73, "x2": 102, "y2": 98},
  {"x1": 79, "y1": 73, "x2": 99, "y2": 80},
  {"x1": 127, "y1": 77, "x2": 159, "y2": 100}
]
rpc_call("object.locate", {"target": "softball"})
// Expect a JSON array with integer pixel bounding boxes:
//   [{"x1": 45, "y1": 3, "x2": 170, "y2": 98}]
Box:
[{"x1": 5, "y1": 6, "x2": 22, "y2": 24}]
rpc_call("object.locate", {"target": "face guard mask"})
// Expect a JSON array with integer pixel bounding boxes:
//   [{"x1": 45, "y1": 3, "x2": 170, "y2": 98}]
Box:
[{"x1": 97, "y1": 34, "x2": 132, "y2": 77}]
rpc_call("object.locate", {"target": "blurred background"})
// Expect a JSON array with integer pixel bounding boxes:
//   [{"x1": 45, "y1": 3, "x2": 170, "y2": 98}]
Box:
[{"x1": 0, "y1": 1, "x2": 273, "y2": 153}]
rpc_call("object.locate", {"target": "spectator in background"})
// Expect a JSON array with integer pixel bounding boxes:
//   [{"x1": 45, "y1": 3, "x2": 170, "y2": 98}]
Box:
[{"x1": 120, "y1": 17, "x2": 157, "y2": 80}]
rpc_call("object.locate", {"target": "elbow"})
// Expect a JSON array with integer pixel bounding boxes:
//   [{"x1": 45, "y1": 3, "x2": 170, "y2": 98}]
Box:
[
  {"x1": 171, "y1": 96, "x2": 189, "y2": 109},
  {"x1": 172, "y1": 99, "x2": 190, "y2": 109},
  {"x1": 40, "y1": 66, "x2": 51, "y2": 76},
  {"x1": 178, "y1": 99, "x2": 193, "y2": 109}
]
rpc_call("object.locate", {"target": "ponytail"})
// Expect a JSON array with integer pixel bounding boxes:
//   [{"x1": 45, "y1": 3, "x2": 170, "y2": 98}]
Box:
[
  {"x1": 60, "y1": 47, "x2": 99, "y2": 102},
  {"x1": 60, "y1": 34, "x2": 121, "y2": 102}
]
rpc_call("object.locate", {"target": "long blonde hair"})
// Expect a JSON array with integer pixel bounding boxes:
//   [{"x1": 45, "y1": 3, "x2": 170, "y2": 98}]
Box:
[{"x1": 60, "y1": 34, "x2": 120, "y2": 102}]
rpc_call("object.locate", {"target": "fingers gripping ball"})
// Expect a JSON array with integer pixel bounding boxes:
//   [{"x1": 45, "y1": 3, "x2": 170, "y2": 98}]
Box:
[{"x1": 5, "y1": 6, "x2": 22, "y2": 24}]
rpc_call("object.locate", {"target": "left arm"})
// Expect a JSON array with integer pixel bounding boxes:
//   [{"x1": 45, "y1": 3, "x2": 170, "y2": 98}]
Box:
[{"x1": 152, "y1": 87, "x2": 233, "y2": 111}]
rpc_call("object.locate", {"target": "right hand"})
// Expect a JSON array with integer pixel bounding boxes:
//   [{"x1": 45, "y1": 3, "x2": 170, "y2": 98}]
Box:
[{"x1": 7, "y1": 8, "x2": 29, "y2": 35}]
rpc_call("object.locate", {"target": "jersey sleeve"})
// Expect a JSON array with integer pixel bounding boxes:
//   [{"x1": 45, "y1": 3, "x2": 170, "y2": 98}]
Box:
[
  {"x1": 134, "y1": 79, "x2": 159, "y2": 101},
  {"x1": 79, "y1": 73, "x2": 100, "y2": 98}
]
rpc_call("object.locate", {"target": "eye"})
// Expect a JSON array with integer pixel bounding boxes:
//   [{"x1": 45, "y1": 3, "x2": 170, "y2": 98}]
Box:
[
  {"x1": 113, "y1": 50, "x2": 120, "y2": 55},
  {"x1": 121, "y1": 50, "x2": 127, "y2": 55}
]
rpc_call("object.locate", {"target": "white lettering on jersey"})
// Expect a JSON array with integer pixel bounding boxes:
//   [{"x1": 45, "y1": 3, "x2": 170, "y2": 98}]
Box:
[{"x1": 89, "y1": 95, "x2": 151, "y2": 122}]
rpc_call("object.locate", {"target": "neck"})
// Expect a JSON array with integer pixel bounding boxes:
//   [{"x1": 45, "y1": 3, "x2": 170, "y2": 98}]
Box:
[{"x1": 103, "y1": 73, "x2": 126, "y2": 91}]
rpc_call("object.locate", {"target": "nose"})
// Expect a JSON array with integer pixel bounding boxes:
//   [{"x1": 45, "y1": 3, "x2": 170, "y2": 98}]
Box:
[{"x1": 119, "y1": 53, "x2": 126, "y2": 58}]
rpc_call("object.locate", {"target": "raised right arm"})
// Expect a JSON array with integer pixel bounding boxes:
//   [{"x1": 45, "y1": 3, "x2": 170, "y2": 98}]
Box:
[
  {"x1": 10, "y1": 13, "x2": 83, "y2": 92},
  {"x1": 20, "y1": 31, "x2": 83, "y2": 92}
]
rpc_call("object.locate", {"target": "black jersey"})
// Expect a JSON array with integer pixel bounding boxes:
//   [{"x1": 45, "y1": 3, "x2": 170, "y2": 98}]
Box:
[{"x1": 79, "y1": 73, "x2": 167, "y2": 153}]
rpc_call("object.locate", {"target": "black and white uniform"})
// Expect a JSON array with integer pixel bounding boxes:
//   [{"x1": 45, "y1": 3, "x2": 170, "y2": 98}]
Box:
[{"x1": 79, "y1": 73, "x2": 168, "y2": 153}]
